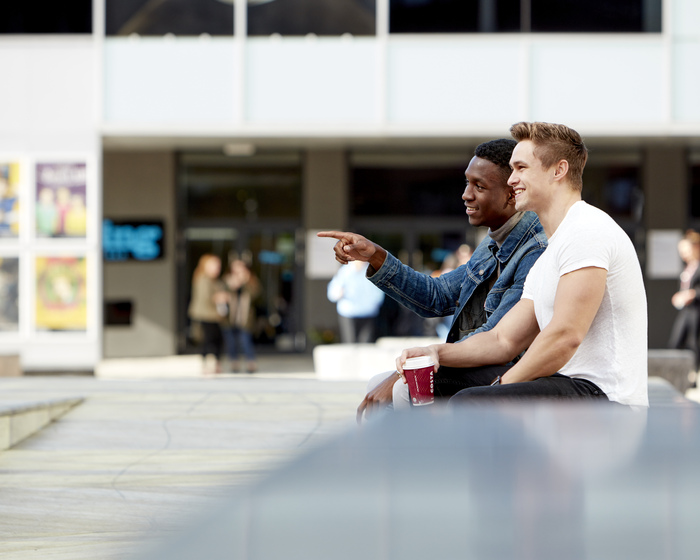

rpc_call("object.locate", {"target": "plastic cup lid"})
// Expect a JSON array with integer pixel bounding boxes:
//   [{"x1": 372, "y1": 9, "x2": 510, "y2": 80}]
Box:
[{"x1": 404, "y1": 356, "x2": 434, "y2": 370}]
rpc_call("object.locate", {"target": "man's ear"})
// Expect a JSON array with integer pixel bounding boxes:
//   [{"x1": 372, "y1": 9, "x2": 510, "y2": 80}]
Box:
[
  {"x1": 506, "y1": 187, "x2": 517, "y2": 206},
  {"x1": 552, "y1": 159, "x2": 569, "y2": 181}
]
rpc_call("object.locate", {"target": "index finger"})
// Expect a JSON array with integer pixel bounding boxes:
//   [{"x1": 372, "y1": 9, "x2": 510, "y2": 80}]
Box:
[{"x1": 317, "y1": 231, "x2": 347, "y2": 240}]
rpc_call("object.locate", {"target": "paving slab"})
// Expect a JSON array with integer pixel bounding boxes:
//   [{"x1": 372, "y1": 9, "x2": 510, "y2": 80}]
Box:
[{"x1": 0, "y1": 372, "x2": 365, "y2": 559}]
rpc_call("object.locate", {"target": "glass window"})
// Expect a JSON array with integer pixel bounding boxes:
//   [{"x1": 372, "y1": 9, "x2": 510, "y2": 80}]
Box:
[
  {"x1": 248, "y1": 0, "x2": 376, "y2": 36},
  {"x1": 1, "y1": 0, "x2": 92, "y2": 34},
  {"x1": 180, "y1": 152, "x2": 302, "y2": 220},
  {"x1": 390, "y1": 0, "x2": 661, "y2": 33},
  {"x1": 106, "y1": 0, "x2": 233, "y2": 36},
  {"x1": 352, "y1": 166, "x2": 466, "y2": 217},
  {"x1": 690, "y1": 165, "x2": 700, "y2": 219},
  {"x1": 390, "y1": 0, "x2": 519, "y2": 33},
  {"x1": 582, "y1": 164, "x2": 643, "y2": 221},
  {"x1": 531, "y1": 0, "x2": 660, "y2": 33}
]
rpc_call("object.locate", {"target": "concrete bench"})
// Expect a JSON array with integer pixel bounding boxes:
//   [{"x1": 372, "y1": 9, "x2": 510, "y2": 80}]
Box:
[
  {"x1": 0, "y1": 354, "x2": 22, "y2": 377},
  {"x1": 647, "y1": 349, "x2": 695, "y2": 394},
  {"x1": 313, "y1": 337, "x2": 442, "y2": 381}
]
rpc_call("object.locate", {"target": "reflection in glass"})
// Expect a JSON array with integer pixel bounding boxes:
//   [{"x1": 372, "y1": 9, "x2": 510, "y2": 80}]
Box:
[
  {"x1": 106, "y1": 0, "x2": 234, "y2": 36},
  {"x1": 248, "y1": 0, "x2": 375, "y2": 36}
]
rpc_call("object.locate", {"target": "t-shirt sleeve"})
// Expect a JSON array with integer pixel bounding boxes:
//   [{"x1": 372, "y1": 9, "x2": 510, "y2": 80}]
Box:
[
  {"x1": 558, "y1": 226, "x2": 612, "y2": 276},
  {"x1": 521, "y1": 264, "x2": 536, "y2": 301}
]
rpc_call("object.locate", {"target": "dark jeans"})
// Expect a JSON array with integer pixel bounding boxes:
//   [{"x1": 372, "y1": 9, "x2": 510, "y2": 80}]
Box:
[
  {"x1": 338, "y1": 315, "x2": 376, "y2": 343},
  {"x1": 223, "y1": 326, "x2": 256, "y2": 361},
  {"x1": 433, "y1": 364, "x2": 609, "y2": 404},
  {"x1": 200, "y1": 321, "x2": 223, "y2": 357}
]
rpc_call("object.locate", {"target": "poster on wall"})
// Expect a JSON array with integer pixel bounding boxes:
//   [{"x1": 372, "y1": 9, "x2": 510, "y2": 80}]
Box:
[
  {"x1": 0, "y1": 160, "x2": 21, "y2": 238},
  {"x1": 35, "y1": 256, "x2": 87, "y2": 331},
  {"x1": 35, "y1": 162, "x2": 87, "y2": 238},
  {"x1": 0, "y1": 257, "x2": 19, "y2": 331}
]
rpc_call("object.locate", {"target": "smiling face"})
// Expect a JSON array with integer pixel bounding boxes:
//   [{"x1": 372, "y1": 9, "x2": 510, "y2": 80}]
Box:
[
  {"x1": 462, "y1": 156, "x2": 515, "y2": 230},
  {"x1": 508, "y1": 140, "x2": 554, "y2": 214}
]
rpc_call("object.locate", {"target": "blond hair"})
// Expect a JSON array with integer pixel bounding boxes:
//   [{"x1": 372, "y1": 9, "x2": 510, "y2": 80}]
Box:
[
  {"x1": 510, "y1": 122, "x2": 588, "y2": 191},
  {"x1": 193, "y1": 254, "x2": 220, "y2": 280}
]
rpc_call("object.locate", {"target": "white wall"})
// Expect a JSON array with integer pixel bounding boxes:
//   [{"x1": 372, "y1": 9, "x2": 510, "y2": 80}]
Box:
[
  {"x1": 102, "y1": 151, "x2": 177, "y2": 358},
  {"x1": 0, "y1": 36, "x2": 100, "y2": 371},
  {"x1": 101, "y1": 12, "x2": 700, "y2": 138}
]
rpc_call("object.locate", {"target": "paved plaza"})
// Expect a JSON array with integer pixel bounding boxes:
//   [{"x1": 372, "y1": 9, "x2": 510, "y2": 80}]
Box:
[{"x1": 0, "y1": 355, "x2": 365, "y2": 560}]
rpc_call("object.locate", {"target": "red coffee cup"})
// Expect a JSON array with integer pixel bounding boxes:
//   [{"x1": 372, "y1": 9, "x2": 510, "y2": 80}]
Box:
[{"x1": 403, "y1": 356, "x2": 435, "y2": 406}]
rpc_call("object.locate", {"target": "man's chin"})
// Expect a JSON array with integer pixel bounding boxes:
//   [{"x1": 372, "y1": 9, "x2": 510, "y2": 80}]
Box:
[{"x1": 467, "y1": 216, "x2": 483, "y2": 227}]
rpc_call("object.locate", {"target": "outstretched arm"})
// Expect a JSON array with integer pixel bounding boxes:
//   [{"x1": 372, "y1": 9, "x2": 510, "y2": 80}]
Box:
[
  {"x1": 317, "y1": 231, "x2": 388, "y2": 271},
  {"x1": 500, "y1": 266, "x2": 607, "y2": 384}
]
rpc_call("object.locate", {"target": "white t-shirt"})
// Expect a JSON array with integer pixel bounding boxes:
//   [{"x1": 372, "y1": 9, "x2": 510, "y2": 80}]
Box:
[{"x1": 522, "y1": 201, "x2": 648, "y2": 407}]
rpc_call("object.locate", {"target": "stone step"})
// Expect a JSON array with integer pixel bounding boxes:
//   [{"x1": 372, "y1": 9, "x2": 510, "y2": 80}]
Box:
[{"x1": 0, "y1": 397, "x2": 83, "y2": 450}]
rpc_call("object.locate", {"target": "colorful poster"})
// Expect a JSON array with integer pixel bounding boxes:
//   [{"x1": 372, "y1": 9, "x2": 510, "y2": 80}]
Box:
[
  {"x1": 0, "y1": 161, "x2": 20, "y2": 238},
  {"x1": 35, "y1": 256, "x2": 87, "y2": 331},
  {"x1": 35, "y1": 162, "x2": 87, "y2": 238},
  {"x1": 0, "y1": 257, "x2": 19, "y2": 331}
]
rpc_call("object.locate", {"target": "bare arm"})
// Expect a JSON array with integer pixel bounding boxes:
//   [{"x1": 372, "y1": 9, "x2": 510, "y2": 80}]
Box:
[
  {"x1": 500, "y1": 266, "x2": 607, "y2": 384},
  {"x1": 356, "y1": 371, "x2": 403, "y2": 423},
  {"x1": 395, "y1": 298, "x2": 540, "y2": 374},
  {"x1": 394, "y1": 267, "x2": 607, "y2": 382},
  {"x1": 317, "y1": 231, "x2": 387, "y2": 271}
]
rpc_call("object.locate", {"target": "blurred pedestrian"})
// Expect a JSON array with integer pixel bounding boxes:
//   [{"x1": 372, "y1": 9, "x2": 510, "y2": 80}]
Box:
[
  {"x1": 669, "y1": 230, "x2": 700, "y2": 372},
  {"x1": 187, "y1": 254, "x2": 225, "y2": 374},
  {"x1": 222, "y1": 259, "x2": 262, "y2": 373},
  {"x1": 327, "y1": 260, "x2": 385, "y2": 343}
]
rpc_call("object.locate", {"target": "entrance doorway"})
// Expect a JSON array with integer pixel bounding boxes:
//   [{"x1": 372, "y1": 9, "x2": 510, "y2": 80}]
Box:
[{"x1": 176, "y1": 151, "x2": 303, "y2": 354}]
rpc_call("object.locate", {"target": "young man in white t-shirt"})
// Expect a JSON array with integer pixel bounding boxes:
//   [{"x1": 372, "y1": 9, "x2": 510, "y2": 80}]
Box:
[{"x1": 397, "y1": 122, "x2": 648, "y2": 407}]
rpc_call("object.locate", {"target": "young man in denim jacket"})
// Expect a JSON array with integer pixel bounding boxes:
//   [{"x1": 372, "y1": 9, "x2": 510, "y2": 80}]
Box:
[{"x1": 318, "y1": 139, "x2": 548, "y2": 421}]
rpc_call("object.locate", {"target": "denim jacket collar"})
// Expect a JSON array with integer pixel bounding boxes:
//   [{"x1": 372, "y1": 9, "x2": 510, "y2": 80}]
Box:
[{"x1": 487, "y1": 211, "x2": 541, "y2": 265}]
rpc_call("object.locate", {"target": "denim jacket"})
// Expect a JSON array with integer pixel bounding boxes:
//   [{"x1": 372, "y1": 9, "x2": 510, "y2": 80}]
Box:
[{"x1": 368, "y1": 211, "x2": 547, "y2": 343}]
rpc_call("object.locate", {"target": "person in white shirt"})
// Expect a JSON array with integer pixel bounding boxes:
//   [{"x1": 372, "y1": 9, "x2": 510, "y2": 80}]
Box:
[{"x1": 397, "y1": 121, "x2": 648, "y2": 408}]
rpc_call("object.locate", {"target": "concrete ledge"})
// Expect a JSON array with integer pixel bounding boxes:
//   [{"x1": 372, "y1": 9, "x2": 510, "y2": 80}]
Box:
[
  {"x1": 95, "y1": 355, "x2": 204, "y2": 379},
  {"x1": 313, "y1": 337, "x2": 442, "y2": 381},
  {"x1": 0, "y1": 397, "x2": 83, "y2": 450},
  {"x1": 648, "y1": 349, "x2": 695, "y2": 394},
  {"x1": 0, "y1": 355, "x2": 22, "y2": 377}
]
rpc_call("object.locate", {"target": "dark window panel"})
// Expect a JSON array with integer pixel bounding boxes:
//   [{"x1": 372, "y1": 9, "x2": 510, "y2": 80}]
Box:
[
  {"x1": 1, "y1": 0, "x2": 92, "y2": 34},
  {"x1": 690, "y1": 166, "x2": 700, "y2": 219},
  {"x1": 352, "y1": 167, "x2": 465, "y2": 217},
  {"x1": 581, "y1": 165, "x2": 642, "y2": 219},
  {"x1": 248, "y1": 0, "x2": 376, "y2": 36},
  {"x1": 182, "y1": 160, "x2": 302, "y2": 220},
  {"x1": 390, "y1": 0, "x2": 520, "y2": 33},
  {"x1": 106, "y1": 0, "x2": 233, "y2": 36},
  {"x1": 531, "y1": 0, "x2": 659, "y2": 33}
]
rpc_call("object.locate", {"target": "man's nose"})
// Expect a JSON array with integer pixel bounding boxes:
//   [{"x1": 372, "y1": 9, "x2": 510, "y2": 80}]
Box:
[
  {"x1": 462, "y1": 184, "x2": 473, "y2": 200},
  {"x1": 507, "y1": 171, "x2": 518, "y2": 187}
]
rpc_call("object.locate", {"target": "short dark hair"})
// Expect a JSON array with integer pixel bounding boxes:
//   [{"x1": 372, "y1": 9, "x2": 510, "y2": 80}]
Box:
[{"x1": 474, "y1": 139, "x2": 517, "y2": 185}]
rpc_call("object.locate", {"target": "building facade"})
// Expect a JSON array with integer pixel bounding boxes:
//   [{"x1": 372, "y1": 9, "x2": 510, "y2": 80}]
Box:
[{"x1": 0, "y1": 0, "x2": 698, "y2": 369}]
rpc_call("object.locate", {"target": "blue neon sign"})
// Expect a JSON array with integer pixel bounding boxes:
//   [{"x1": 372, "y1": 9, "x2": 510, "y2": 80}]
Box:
[{"x1": 103, "y1": 219, "x2": 164, "y2": 262}]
